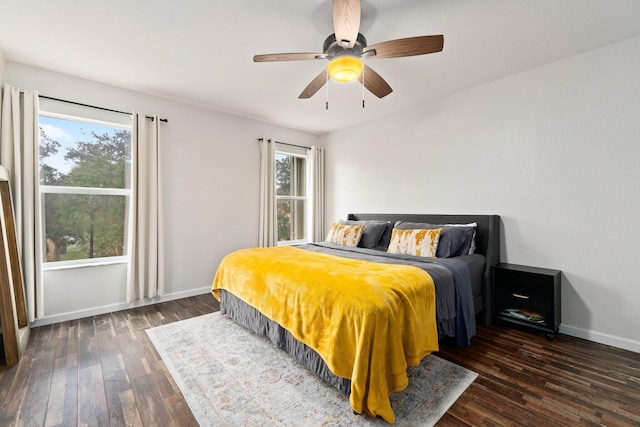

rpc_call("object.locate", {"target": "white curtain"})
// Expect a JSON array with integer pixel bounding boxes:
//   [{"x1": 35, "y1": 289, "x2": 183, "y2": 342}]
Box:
[
  {"x1": 126, "y1": 113, "x2": 164, "y2": 301},
  {"x1": 258, "y1": 138, "x2": 276, "y2": 247},
  {"x1": 307, "y1": 146, "x2": 325, "y2": 242},
  {"x1": 0, "y1": 85, "x2": 43, "y2": 322}
]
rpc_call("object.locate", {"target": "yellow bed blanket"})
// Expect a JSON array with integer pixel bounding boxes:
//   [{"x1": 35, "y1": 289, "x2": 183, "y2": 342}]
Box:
[{"x1": 211, "y1": 246, "x2": 438, "y2": 424}]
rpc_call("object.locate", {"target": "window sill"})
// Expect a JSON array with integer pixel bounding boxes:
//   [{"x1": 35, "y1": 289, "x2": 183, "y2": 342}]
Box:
[
  {"x1": 43, "y1": 257, "x2": 128, "y2": 271},
  {"x1": 277, "y1": 240, "x2": 308, "y2": 247}
]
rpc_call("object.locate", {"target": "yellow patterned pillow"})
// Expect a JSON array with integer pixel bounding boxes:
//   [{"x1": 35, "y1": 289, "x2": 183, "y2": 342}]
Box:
[
  {"x1": 325, "y1": 223, "x2": 365, "y2": 247},
  {"x1": 387, "y1": 228, "x2": 443, "y2": 258}
]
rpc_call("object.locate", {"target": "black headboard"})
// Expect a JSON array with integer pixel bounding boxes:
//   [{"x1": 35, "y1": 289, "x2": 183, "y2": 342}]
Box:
[{"x1": 348, "y1": 213, "x2": 501, "y2": 327}]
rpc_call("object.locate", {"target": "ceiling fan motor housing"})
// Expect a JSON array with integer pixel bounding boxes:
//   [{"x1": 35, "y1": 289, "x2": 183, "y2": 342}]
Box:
[{"x1": 323, "y1": 33, "x2": 367, "y2": 59}]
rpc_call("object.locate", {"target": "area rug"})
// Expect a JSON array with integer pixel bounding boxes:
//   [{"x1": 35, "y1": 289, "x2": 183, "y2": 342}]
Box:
[{"x1": 146, "y1": 313, "x2": 477, "y2": 426}]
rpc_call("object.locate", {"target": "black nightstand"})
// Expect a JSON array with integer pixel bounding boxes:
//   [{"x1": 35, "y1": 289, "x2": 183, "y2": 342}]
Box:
[{"x1": 493, "y1": 263, "x2": 561, "y2": 340}]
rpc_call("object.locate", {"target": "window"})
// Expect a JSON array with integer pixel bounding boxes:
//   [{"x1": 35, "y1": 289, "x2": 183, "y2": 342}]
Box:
[
  {"x1": 38, "y1": 107, "x2": 132, "y2": 266},
  {"x1": 275, "y1": 147, "x2": 308, "y2": 245}
]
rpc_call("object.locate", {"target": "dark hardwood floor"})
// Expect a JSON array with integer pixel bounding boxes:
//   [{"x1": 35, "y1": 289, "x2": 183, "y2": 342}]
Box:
[
  {"x1": 437, "y1": 325, "x2": 640, "y2": 426},
  {"x1": 1, "y1": 294, "x2": 639, "y2": 426},
  {"x1": 0, "y1": 294, "x2": 218, "y2": 427}
]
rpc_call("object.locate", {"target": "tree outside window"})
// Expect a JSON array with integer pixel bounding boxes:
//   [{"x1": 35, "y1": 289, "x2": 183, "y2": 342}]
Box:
[
  {"x1": 38, "y1": 115, "x2": 131, "y2": 263},
  {"x1": 275, "y1": 152, "x2": 306, "y2": 244}
]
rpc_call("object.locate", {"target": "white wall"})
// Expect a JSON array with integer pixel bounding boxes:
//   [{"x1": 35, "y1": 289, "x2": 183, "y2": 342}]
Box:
[
  {"x1": 322, "y1": 36, "x2": 640, "y2": 353},
  {"x1": 6, "y1": 62, "x2": 320, "y2": 324}
]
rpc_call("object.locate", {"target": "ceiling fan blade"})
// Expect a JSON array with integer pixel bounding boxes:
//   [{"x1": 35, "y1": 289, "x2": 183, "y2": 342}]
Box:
[
  {"x1": 333, "y1": 0, "x2": 361, "y2": 48},
  {"x1": 358, "y1": 65, "x2": 392, "y2": 98},
  {"x1": 298, "y1": 70, "x2": 328, "y2": 99},
  {"x1": 254, "y1": 53, "x2": 327, "y2": 62},
  {"x1": 364, "y1": 35, "x2": 444, "y2": 59}
]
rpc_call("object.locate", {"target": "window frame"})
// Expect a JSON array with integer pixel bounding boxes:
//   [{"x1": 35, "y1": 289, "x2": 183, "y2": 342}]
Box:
[
  {"x1": 275, "y1": 146, "x2": 309, "y2": 246},
  {"x1": 38, "y1": 109, "x2": 133, "y2": 270}
]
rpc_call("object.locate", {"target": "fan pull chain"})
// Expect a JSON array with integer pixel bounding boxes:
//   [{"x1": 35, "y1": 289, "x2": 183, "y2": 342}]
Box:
[
  {"x1": 361, "y1": 67, "x2": 365, "y2": 108},
  {"x1": 325, "y1": 70, "x2": 329, "y2": 110}
]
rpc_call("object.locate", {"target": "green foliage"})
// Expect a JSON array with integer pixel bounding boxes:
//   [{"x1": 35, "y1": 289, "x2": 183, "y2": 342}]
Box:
[
  {"x1": 275, "y1": 155, "x2": 306, "y2": 242},
  {"x1": 40, "y1": 126, "x2": 131, "y2": 262},
  {"x1": 64, "y1": 130, "x2": 130, "y2": 188},
  {"x1": 275, "y1": 155, "x2": 291, "y2": 196},
  {"x1": 39, "y1": 127, "x2": 63, "y2": 185},
  {"x1": 275, "y1": 155, "x2": 291, "y2": 240}
]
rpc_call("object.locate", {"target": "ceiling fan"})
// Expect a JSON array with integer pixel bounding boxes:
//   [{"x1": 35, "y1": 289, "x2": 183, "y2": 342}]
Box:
[{"x1": 253, "y1": 0, "x2": 444, "y2": 100}]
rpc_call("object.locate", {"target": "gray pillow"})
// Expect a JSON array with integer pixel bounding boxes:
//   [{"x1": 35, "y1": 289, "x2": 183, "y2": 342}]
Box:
[
  {"x1": 393, "y1": 221, "x2": 475, "y2": 257},
  {"x1": 338, "y1": 219, "x2": 388, "y2": 249},
  {"x1": 376, "y1": 222, "x2": 395, "y2": 251}
]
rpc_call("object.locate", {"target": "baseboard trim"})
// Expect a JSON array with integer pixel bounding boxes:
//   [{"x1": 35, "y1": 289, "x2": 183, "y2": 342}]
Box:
[
  {"x1": 30, "y1": 287, "x2": 212, "y2": 327},
  {"x1": 559, "y1": 324, "x2": 639, "y2": 354}
]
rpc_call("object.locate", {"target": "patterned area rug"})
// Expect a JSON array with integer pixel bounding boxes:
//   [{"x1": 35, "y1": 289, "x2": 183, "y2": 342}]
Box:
[{"x1": 146, "y1": 312, "x2": 477, "y2": 426}]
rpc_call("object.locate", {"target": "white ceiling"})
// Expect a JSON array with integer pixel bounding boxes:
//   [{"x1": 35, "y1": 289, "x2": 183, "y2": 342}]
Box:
[{"x1": 1, "y1": 0, "x2": 640, "y2": 135}]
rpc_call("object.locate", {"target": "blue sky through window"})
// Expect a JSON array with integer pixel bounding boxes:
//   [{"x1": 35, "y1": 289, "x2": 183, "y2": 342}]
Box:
[{"x1": 39, "y1": 115, "x2": 129, "y2": 175}]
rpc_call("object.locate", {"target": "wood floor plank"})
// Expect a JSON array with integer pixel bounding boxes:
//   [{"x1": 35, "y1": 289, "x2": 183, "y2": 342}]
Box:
[
  {"x1": 93, "y1": 313, "x2": 114, "y2": 335},
  {"x1": 14, "y1": 372, "x2": 51, "y2": 427},
  {"x1": 77, "y1": 364, "x2": 109, "y2": 426},
  {"x1": 0, "y1": 349, "x2": 23, "y2": 422},
  {"x1": 13, "y1": 325, "x2": 57, "y2": 427},
  {"x1": 103, "y1": 368, "x2": 141, "y2": 427},
  {"x1": 2, "y1": 293, "x2": 639, "y2": 426},
  {"x1": 109, "y1": 310, "x2": 130, "y2": 336},
  {"x1": 58, "y1": 363, "x2": 79, "y2": 427},
  {"x1": 164, "y1": 393, "x2": 199, "y2": 427},
  {"x1": 0, "y1": 343, "x2": 35, "y2": 425},
  {"x1": 96, "y1": 328, "x2": 123, "y2": 377},
  {"x1": 118, "y1": 386, "x2": 144, "y2": 427},
  {"x1": 191, "y1": 292, "x2": 220, "y2": 313},
  {"x1": 117, "y1": 330, "x2": 149, "y2": 381},
  {"x1": 140, "y1": 306, "x2": 166, "y2": 328},
  {"x1": 44, "y1": 354, "x2": 76, "y2": 427},
  {"x1": 130, "y1": 373, "x2": 173, "y2": 427}
]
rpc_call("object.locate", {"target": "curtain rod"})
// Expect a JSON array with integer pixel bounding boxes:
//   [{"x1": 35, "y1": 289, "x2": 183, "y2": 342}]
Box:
[
  {"x1": 40, "y1": 95, "x2": 168, "y2": 123},
  {"x1": 258, "y1": 138, "x2": 311, "y2": 151},
  {"x1": 20, "y1": 92, "x2": 168, "y2": 122}
]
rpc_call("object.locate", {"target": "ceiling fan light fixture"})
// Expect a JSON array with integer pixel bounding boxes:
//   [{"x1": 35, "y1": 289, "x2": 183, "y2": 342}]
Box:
[{"x1": 327, "y1": 56, "x2": 363, "y2": 82}]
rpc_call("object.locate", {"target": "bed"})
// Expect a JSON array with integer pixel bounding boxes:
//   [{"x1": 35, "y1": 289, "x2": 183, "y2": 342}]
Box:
[{"x1": 211, "y1": 213, "x2": 500, "y2": 423}]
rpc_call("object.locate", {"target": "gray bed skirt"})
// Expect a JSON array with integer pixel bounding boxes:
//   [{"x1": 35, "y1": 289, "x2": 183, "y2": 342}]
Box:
[{"x1": 220, "y1": 289, "x2": 352, "y2": 394}]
